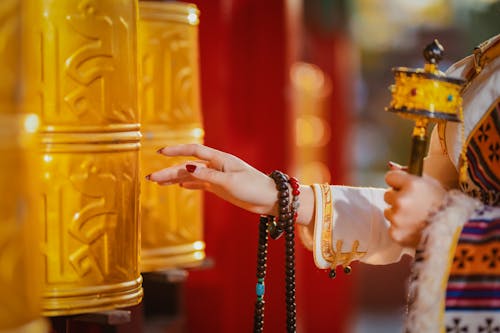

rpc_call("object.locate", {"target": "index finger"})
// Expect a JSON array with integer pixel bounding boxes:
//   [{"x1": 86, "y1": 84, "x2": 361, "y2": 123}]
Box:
[
  {"x1": 385, "y1": 170, "x2": 411, "y2": 190},
  {"x1": 159, "y1": 144, "x2": 220, "y2": 159},
  {"x1": 158, "y1": 144, "x2": 227, "y2": 169}
]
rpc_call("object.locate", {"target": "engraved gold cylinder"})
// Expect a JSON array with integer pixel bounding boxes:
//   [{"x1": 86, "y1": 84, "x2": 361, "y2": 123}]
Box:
[
  {"x1": 138, "y1": 1, "x2": 205, "y2": 272},
  {"x1": 22, "y1": 0, "x2": 143, "y2": 316},
  {"x1": 0, "y1": 1, "x2": 48, "y2": 331}
]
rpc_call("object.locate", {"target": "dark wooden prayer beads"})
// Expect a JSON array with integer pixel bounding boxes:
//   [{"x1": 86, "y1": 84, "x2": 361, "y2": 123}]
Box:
[
  {"x1": 253, "y1": 171, "x2": 297, "y2": 333},
  {"x1": 253, "y1": 216, "x2": 269, "y2": 333}
]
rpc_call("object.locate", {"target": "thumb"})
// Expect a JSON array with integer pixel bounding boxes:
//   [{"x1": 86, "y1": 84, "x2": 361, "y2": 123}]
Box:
[{"x1": 385, "y1": 169, "x2": 411, "y2": 189}]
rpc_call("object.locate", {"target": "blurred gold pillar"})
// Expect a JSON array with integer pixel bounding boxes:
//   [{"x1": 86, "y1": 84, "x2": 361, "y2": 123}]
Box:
[
  {"x1": 0, "y1": 1, "x2": 48, "y2": 332},
  {"x1": 0, "y1": 115, "x2": 49, "y2": 333},
  {"x1": 290, "y1": 62, "x2": 332, "y2": 246},
  {"x1": 22, "y1": 0, "x2": 143, "y2": 316},
  {"x1": 138, "y1": 1, "x2": 205, "y2": 272},
  {"x1": 0, "y1": 0, "x2": 48, "y2": 333},
  {"x1": 290, "y1": 62, "x2": 332, "y2": 184}
]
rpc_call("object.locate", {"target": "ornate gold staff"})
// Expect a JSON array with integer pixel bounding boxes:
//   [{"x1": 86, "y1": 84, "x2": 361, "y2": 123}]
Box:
[{"x1": 386, "y1": 40, "x2": 465, "y2": 175}]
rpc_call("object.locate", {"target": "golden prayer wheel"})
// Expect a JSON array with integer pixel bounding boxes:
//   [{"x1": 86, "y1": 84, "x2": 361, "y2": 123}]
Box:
[
  {"x1": 386, "y1": 40, "x2": 465, "y2": 176},
  {"x1": 138, "y1": 1, "x2": 205, "y2": 272},
  {"x1": 22, "y1": 0, "x2": 143, "y2": 316},
  {"x1": 0, "y1": 1, "x2": 48, "y2": 331}
]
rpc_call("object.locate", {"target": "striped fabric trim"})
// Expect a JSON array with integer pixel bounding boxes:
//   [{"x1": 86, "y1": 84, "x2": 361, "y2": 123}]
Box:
[
  {"x1": 446, "y1": 214, "x2": 500, "y2": 319},
  {"x1": 459, "y1": 218, "x2": 500, "y2": 244},
  {"x1": 448, "y1": 276, "x2": 500, "y2": 283},
  {"x1": 447, "y1": 304, "x2": 500, "y2": 311},
  {"x1": 447, "y1": 290, "x2": 500, "y2": 298},
  {"x1": 404, "y1": 191, "x2": 480, "y2": 333},
  {"x1": 445, "y1": 311, "x2": 500, "y2": 332},
  {"x1": 445, "y1": 221, "x2": 500, "y2": 331},
  {"x1": 447, "y1": 298, "x2": 500, "y2": 307}
]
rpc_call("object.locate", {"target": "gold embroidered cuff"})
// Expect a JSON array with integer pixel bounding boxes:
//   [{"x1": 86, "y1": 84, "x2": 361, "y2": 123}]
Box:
[{"x1": 312, "y1": 184, "x2": 367, "y2": 273}]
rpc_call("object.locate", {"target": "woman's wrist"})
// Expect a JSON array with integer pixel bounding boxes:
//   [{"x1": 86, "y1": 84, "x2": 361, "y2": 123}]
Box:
[
  {"x1": 263, "y1": 175, "x2": 280, "y2": 216},
  {"x1": 260, "y1": 175, "x2": 314, "y2": 226},
  {"x1": 295, "y1": 185, "x2": 314, "y2": 226}
]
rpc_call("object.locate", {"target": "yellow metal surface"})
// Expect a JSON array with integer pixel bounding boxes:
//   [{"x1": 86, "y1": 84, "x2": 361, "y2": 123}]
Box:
[
  {"x1": 0, "y1": 115, "x2": 48, "y2": 332},
  {"x1": 0, "y1": 318, "x2": 50, "y2": 333},
  {"x1": 139, "y1": 1, "x2": 205, "y2": 272},
  {"x1": 386, "y1": 41, "x2": 465, "y2": 176},
  {"x1": 388, "y1": 69, "x2": 463, "y2": 121},
  {"x1": 0, "y1": 318, "x2": 49, "y2": 333},
  {"x1": 0, "y1": 0, "x2": 20, "y2": 116},
  {"x1": 290, "y1": 62, "x2": 332, "y2": 184},
  {"x1": 22, "y1": 0, "x2": 142, "y2": 316},
  {"x1": 0, "y1": 1, "x2": 47, "y2": 331}
]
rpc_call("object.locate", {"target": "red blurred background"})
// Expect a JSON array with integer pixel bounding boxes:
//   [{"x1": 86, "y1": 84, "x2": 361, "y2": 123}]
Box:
[{"x1": 183, "y1": 1, "x2": 354, "y2": 332}]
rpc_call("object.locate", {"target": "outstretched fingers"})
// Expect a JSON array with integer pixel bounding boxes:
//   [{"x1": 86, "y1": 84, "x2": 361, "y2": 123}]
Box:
[
  {"x1": 147, "y1": 161, "x2": 227, "y2": 189},
  {"x1": 179, "y1": 181, "x2": 210, "y2": 191},
  {"x1": 147, "y1": 163, "x2": 193, "y2": 184},
  {"x1": 158, "y1": 144, "x2": 227, "y2": 169},
  {"x1": 183, "y1": 163, "x2": 227, "y2": 187},
  {"x1": 162, "y1": 144, "x2": 235, "y2": 173}
]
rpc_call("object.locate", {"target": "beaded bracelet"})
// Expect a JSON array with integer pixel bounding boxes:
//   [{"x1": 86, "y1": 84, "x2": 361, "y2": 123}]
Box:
[{"x1": 253, "y1": 170, "x2": 299, "y2": 333}]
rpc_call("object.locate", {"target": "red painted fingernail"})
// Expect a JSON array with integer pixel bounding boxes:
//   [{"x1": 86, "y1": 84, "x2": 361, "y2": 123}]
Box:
[
  {"x1": 145, "y1": 174, "x2": 151, "y2": 180},
  {"x1": 156, "y1": 147, "x2": 165, "y2": 154},
  {"x1": 388, "y1": 161, "x2": 401, "y2": 170},
  {"x1": 186, "y1": 164, "x2": 196, "y2": 173}
]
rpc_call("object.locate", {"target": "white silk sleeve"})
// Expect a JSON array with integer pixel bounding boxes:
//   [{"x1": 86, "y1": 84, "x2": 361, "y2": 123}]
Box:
[{"x1": 307, "y1": 184, "x2": 414, "y2": 270}]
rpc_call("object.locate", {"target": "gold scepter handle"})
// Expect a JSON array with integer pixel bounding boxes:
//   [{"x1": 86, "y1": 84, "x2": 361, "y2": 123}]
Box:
[{"x1": 408, "y1": 122, "x2": 428, "y2": 176}]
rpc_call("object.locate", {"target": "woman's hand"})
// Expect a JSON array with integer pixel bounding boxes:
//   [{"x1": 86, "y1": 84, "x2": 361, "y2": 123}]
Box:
[
  {"x1": 384, "y1": 170, "x2": 447, "y2": 248},
  {"x1": 146, "y1": 144, "x2": 279, "y2": 216}
]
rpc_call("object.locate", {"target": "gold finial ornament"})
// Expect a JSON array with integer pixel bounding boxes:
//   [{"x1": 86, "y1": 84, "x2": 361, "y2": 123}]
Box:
[
  {"x1": 22, "y1": 0, "x2": 143, "y2": 316},
  {"x1": 138, "y1": 1, "x2": 205, "y2": 271},
  {"x1": 387, "y1": 40, "x2": 465, "y2": 175}
]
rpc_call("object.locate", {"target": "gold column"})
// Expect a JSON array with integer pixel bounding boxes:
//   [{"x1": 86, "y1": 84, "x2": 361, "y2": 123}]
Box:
[
  {"x1": 138, "y1": 1, "x2": 205, "y2": 272},
  {"x1": 290, "y1": 62, "x2": 332, "y2": 253},
  {"x1": 22, "y1": 0, "x2": 143, "y2": 316},
  {"x1": 0, "y1": 1, "x2": 48, "y2": 332},
  {"x1": 290, "y1": 62, "x2": 332, "y2": 184},
  {"x1": 0, "y1": 115, "x2": 49, "y2": 333}
]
